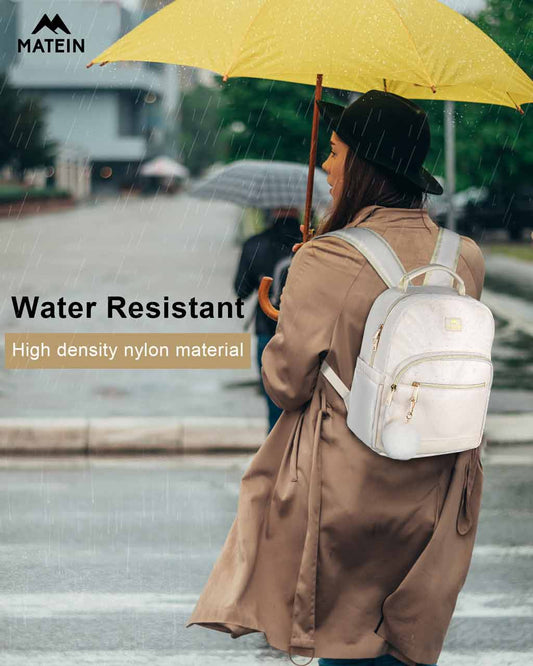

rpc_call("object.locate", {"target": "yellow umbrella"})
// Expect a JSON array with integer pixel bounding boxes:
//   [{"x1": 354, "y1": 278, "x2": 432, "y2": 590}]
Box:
[
  {"x1": 87, "y1": 0, "x2": 532, "y2": 110},
  {"x1": 87, "y1": 0, "x2": 533, "y2": 319}
]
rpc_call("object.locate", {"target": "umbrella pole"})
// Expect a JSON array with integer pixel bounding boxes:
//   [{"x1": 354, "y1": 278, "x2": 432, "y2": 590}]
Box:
[
  {"x1": 257, "y1": 73, "x2": 323, "y2": 322},
  {"x1": 303, "y1": 74, "x2": 323, "y2": 242}
]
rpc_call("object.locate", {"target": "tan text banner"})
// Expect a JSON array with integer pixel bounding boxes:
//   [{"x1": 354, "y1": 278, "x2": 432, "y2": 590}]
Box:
[{"x1": 5, "y1": 333, "x2": 251, "y2": 369}]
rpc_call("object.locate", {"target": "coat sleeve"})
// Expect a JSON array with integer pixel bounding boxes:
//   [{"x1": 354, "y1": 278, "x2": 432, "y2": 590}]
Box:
[{"x1": 261, "y1": 238, "x2": 366, "y2": 412}]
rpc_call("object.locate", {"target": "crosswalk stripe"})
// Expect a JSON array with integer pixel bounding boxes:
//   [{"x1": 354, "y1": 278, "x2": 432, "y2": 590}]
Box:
[
  {"x1": 473, "y1": 545, "x2": 533, "y2": 557},
  {"x1": 1, "y1": 590, "x2": 532, "y2": 619},
  {"x1": 0, "y1": 650, "x2": 532, "y2": 665}
]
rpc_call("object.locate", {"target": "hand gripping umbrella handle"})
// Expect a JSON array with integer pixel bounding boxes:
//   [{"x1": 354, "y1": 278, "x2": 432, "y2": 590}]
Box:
[{"x1": 258, "y1": 276, "x2": 279, "y2": 321}]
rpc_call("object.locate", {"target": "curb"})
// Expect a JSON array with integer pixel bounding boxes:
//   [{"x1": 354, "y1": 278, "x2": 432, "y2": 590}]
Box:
[
  {"x1": 0, "y1": 414, "x2": 530, "y2": 454},
  {"x1": 0, "y1": 417, "x2": 267, "y2": 454}
]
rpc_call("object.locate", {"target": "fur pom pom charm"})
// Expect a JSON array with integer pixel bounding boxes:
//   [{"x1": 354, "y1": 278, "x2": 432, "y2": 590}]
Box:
[{"x1": 381, "y1": 420, "x2": 421, "y2": 460}]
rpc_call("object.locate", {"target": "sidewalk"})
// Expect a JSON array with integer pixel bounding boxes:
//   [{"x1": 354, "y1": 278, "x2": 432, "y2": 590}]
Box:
[{"x1": 0, "y1": 194, "x2": 265, "y2": 419}]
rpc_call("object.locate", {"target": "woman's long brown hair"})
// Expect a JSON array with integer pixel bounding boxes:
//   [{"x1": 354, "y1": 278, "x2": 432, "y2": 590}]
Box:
[{"x1": 316, "y1": 148, "x2": 428, "y2": 236}]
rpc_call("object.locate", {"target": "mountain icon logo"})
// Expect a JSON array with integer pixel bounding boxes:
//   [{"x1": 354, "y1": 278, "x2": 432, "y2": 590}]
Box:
[{"x1": 31, "y1": 14, "x2": 71, "y2": 35}]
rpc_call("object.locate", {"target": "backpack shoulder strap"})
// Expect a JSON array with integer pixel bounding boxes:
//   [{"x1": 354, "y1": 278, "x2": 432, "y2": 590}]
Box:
[
  {"x1": 423, "y1": 227, "x2": 461, "y2": 286},
  {"x1": 317, "y1": 227, "x2": 406, "y2": 403},
  {"x1": 321, "y1": 360, "x2": 350, "y2": 410},
  {"x1": 319, "y1": 227, "x2": 406, "y2": 287}
]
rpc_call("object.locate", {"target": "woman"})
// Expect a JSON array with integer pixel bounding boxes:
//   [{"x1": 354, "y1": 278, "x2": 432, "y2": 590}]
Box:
[{"x1": 187, "y1": 90, "x2": 485, "y2": 666}]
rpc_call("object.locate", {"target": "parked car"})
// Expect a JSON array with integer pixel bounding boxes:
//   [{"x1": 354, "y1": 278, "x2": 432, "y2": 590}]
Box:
[{"x1": 430, "y1": 186, "x2": 533, "y2": 241}]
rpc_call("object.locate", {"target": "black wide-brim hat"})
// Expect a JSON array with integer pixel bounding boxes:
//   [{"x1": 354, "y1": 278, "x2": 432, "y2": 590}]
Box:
[{"x1": 317, "y1": 90, "x2": 443, "y2": 196}]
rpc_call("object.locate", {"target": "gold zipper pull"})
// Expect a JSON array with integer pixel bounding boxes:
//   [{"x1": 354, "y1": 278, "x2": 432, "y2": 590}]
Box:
[
  {"x1": 406, "y1": 382, "x2": 420, "y2": 421},
  {"x1": 386, "y1": 384, "x2": 397, "y2": 405},
  {"x1": 372, "y1": 324, "x2": 384, "y2": 351}
]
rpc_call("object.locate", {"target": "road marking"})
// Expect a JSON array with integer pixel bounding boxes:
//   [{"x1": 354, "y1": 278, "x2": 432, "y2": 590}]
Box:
[
  {"x1": 473, "y1": 545, "x2": 533, "y2": 558},
  {"x1": 484, "y1": 415, "x2": 533, "y2": 447},
  {"x1": 0, "y1": 650, "x2": 532, "y2": 665},
  {"x1": 0, "y1": 592, "x2": 199, "y2": 617},
  {"x1": 484, "y1": 448, "x2": 533, "y2": 465},
  {"x1": 454, "y1": 592, "x2": 533, "y2": 618},
  {"x1": 1, "y1": 589, "x2": 533, "y2": 620}
]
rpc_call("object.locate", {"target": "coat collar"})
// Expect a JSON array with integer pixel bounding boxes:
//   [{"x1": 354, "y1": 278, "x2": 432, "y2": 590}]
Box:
[{"x1": 345, "y1": 205, "x2": 437, "y2": 232}]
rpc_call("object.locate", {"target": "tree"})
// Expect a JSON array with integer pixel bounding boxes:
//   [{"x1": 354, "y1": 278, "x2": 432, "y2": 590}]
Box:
[
  {"x1": 219, "y1": 76, "x2": 348, "y2": 166},
  {"x1": 178, "y1": 84, "x2": 228, "y2": 176},
  {"x1": 0, "y1": 72, "x2": 21, "y2": 168},
  {"x1": 459, "y1": 0, "x2": 533, "y2": 193},
  {"x1": 0, "y1": 72, "x2": 54, "y2": 179},
  {"x1": 406, "y1": 0, "x2": 532, "y2": 194}
]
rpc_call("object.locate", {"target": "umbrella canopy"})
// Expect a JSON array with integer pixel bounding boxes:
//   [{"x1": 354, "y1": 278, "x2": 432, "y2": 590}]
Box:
[
  {"x1": 140, "y1": 156, "x2": 189, "y2": 178},
  {"x1": 189, "y1": 160, "x2": 331, "y2": 209},
  {"x1": 88, "y1": 0, "x2": 532, "y2": 110}
]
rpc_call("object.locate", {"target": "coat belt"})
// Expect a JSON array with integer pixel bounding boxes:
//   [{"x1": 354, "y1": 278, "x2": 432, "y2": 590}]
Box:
[
  {"x1": 457, "y1": 445, "x2": 481, "y2": 535},
  {"x1": 289, "y1": 390, "x2": 329, "y2": 664}
]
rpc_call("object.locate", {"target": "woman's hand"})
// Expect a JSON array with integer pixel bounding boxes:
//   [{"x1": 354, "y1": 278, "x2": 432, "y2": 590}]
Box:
[{"x1": 292, "y1": 225, "x2": 315, "y2": 253}]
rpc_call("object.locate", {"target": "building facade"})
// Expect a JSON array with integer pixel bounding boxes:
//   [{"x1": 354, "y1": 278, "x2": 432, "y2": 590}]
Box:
[{"x1": 1, "y1": 0, "x2": 180, "y2": 193}]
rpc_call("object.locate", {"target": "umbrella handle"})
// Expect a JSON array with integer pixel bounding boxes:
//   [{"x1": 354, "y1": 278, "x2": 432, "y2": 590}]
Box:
[{"x1": 258, "y1": 276, "x2": 279, "y2": 321}]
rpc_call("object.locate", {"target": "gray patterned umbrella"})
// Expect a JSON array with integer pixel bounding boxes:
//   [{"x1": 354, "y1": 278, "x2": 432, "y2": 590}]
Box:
[{"x1": 189, "y1": 160, "x2": 330, "y2": 209}]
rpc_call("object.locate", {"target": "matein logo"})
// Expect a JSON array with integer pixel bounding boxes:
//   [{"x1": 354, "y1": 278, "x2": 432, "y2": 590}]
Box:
[{"x1": 18, "y1": 14, "x2": 85, "y2": 54}]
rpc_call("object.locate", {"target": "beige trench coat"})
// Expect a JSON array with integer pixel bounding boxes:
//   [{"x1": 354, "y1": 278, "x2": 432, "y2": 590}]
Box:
[{"x1": 187, "y1": 205, "x2": 486, "y2": 666}]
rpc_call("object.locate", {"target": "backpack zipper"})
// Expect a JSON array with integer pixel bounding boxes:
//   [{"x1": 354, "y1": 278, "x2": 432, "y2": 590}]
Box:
[
  {"x1": 387, "y1": 380, "x2": 487, "y2": 406},
  {"x1": 416, "y1": 381, "x2": 486, "y2": 389},
  {"x1": 386, "y1": 353, "x2": 491, "y2": 405},
  {"x1": 370, "y1": 324, "x2": 384, "y2": 365},
  {"x1": 369, "y1": 294, "x2": 412, "y2": 366}
]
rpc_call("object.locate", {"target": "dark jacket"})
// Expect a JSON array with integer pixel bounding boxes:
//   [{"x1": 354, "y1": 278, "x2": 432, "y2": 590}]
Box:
[{"x1": 234, "y1": 217, "x2": 301, "y2": 336}]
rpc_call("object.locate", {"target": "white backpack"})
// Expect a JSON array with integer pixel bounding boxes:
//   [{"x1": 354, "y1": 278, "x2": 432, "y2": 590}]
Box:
[{"x1": 318, "y1": 227, "x2": 495, "y2": 460}]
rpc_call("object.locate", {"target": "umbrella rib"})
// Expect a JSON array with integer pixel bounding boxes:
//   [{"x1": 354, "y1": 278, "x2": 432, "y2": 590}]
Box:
[
  {"x1": 382, "y1": 0, "x2": 437, "y2": 93},
  {"x1": 506, "y1": 92, "x2": 525, "y2": 114},
  {"x1": 223, "y1": 0, "x2": 271, "y2": 80}
]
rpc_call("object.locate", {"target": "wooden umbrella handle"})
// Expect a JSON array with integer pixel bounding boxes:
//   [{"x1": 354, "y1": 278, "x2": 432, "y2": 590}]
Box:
[
  {"x1": 258, "y1": 73, "x2": 323, "y2": 322},
  {"x1": 258, "y1": 276, "x2": 279, "y2": 321}
]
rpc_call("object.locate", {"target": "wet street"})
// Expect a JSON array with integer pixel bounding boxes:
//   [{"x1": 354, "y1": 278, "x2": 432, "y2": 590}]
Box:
[
  {"x1": 0, "y1": 450, "x2": 532, "y2": 665},
  {"x1": 0, "y1": 195, "x2": 265, "y2": 419}
]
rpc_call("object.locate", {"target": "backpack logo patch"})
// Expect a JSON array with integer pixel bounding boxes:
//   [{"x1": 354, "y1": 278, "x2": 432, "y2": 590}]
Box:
[{"x1": 445, "y1": 317, "x2": 462, "y2": 331}]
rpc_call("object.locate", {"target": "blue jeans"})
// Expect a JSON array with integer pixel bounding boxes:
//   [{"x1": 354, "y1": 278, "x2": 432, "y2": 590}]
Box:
[
  {"x1": 257, "y1": 333, "x2": 283, "y2": 432},
  {"x1": 318, "y1": 657, "x2": 437, "y2": 666}
]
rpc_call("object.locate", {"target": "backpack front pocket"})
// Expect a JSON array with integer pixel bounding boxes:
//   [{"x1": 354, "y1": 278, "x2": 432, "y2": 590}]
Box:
[{"x1": 377, "y1": 354, "x2": 493, "y2": 456}]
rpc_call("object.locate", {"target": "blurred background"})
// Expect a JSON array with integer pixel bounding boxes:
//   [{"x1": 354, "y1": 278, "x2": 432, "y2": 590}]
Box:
[
  {"x1": 0, "y1": 2, "x2": 532, "y2": 665},
  {"x1": 1, "y1": 0, "x2": 529, "y2": 218}
]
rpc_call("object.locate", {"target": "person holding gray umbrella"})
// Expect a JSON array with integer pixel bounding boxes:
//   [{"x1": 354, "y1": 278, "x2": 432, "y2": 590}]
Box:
[
  {"x1": 190, "y1": 159, "x2": 326, "y2": 431},
  {"x1": 234, "y1": 207, "x2": 302, "y2": 432}
]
